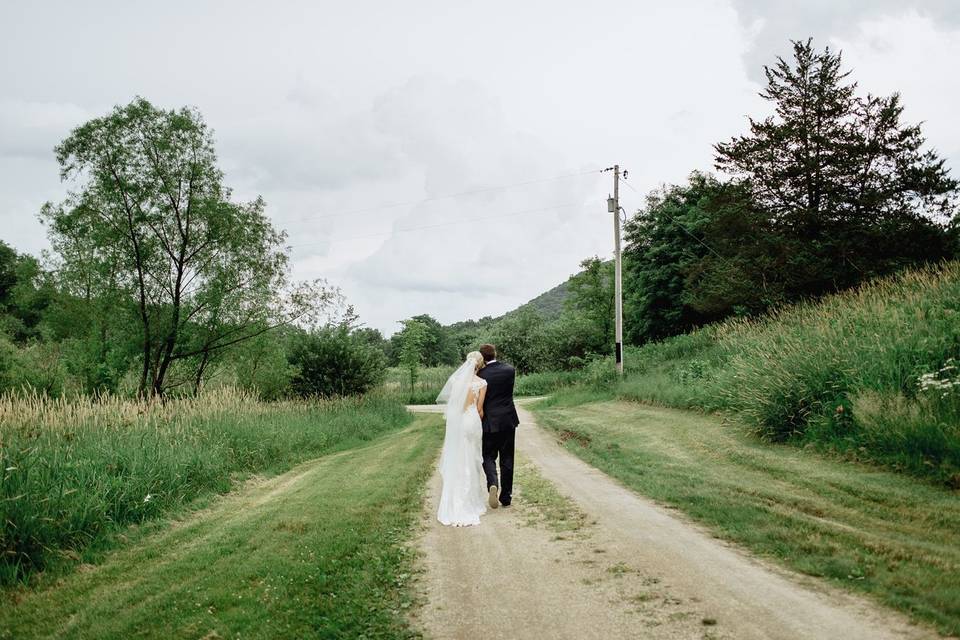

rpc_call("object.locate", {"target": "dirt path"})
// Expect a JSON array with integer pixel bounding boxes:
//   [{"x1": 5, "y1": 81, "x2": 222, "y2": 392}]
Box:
[{"x1": 408, "y1": 404, "x2": 936, "y2": 640}]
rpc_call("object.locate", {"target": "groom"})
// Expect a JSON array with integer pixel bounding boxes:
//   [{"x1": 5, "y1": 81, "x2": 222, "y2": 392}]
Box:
[{"x1": 477, "y1": 343, "x2": 519, "y2": 509}]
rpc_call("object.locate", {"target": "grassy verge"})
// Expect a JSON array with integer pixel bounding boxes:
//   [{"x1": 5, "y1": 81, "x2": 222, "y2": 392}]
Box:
[
  {"x1": 0, "y1": 390, "x2": 412, "y2": 585},
  {"x1": 1, "y1": 413, "x2": 443, "y2": 640},
  {"x1": 513, "y1": 453, "x2": 590, "y2": 536},
  {"x1": 381, "y1": 366, "x2": 453, "y2": 404},
  {"x1": 532, "y1": 399, "x2": 960, "y2": 635},
  {"x1": 379, "y1": 365, "x2": 581, "y2": 403},
  {"x1": 543, "y1": 262, "x2": 960, "y2": 486}
]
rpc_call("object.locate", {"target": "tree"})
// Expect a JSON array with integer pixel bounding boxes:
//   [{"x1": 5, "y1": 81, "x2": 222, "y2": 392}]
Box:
[
  {"x1": 565, "y1": 256, "x2": 614, "y2": 354},
  {"x1": 397, "y1": 318, "x2": 428, "y2": 395},
  {"x1": 490, "y1": 306, "x2": 549, "y2": 374},
  {"x1": 715, "y1": 39, "x2": 957, "y2": 296},
  {"x1": 288, "y1": 327, "x2": 386, "y2": 397},
  {"x1": 43, "y1": 97, "x2": 331, "y2": 396},
  {"x1": 0, "y1": 241, "x2": 54, "y2": 342},
  {"x1": 622, "y1": 175, "x2": 717, "y2": 343},
  {"x1": 387, "y1": 314, "x2": 457, "y2": 367}
]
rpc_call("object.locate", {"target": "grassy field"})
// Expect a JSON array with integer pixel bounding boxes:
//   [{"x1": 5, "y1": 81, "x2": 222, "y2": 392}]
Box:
[
  {"x1": 381, "y1": 365, "x2": 577, "y2": 402},
  {"x1": 549, "y1": 262, "x2": 960, "y2": 486},
  {"x1": 0, "y1": 390, "x2": 412, "y2": 585},
  {"x1": 1, "y1": 413, "x2": 443, "y2": 639},
  {"x1": 381, "y1": 366, "x2": 454, "y2": 404},
  {"x1": 533, "y1": 398, "x2": 960, "y2": 635}
]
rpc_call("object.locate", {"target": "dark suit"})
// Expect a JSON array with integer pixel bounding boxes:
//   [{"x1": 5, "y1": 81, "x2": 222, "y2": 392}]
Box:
[{"x1": 477, "y1": 360, "x2": 519, "y2": 505}]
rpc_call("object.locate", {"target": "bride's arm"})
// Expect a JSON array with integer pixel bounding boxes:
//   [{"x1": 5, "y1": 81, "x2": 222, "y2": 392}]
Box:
[{"x1": 477, "y1": 385, "x2": 487, "y2": 419}]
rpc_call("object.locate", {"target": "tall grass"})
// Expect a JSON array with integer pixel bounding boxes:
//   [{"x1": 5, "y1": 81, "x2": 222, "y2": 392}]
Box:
[
  {"x1": 553, "y1": 262, "x2": 960, "y2": 486},
  {"x1": 379, "y1": 364, "x2": 571, "y2": 402},
  {"x1": 0, "y1": 388, "x2": 411, "y2": 585},
  {"x1": 380, "y1": 366, "x2": 453, "y2": 404}
]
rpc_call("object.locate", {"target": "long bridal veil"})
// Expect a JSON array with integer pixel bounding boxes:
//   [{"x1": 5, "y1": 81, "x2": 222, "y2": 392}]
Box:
[
  {"x1": 435, "y1": 355, "x2": 478, "y2": 475},
  {"x1": 436, "y1": 356, "x2": 477, "y2": 419},
  {"x1": 434, "y1": 353, "x2": 487, "y2": 526}
]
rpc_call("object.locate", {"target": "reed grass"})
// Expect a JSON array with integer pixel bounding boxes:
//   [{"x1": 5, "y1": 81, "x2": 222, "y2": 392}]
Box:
[
  {"x1": 552, "y1": 262, "x2": 960, "y2": 485},
  {"x1": 0, "y1": 388, "x2": 411, "y2": 585}
]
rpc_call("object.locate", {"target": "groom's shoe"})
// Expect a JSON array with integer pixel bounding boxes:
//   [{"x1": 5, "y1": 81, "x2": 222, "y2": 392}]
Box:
[{"x1": 488, "y1": 485, "x2": 499, "y2": 509}]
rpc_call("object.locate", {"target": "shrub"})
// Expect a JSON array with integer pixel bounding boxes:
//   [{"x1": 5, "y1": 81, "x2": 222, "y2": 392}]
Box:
[{"x1": 289, "y1": 328, "x2": 387, "y2": 397}]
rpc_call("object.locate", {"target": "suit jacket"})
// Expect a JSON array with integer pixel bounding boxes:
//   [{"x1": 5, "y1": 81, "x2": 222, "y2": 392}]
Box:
[{"x1": 477, "y1": 361, "x2": 520, "y2": 433}]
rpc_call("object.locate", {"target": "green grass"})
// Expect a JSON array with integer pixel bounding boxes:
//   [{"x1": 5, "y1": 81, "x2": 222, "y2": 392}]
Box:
[
  {"x1": 0, "y1": 390, "x2": 413, "y2": 585},
  {"x1": 379, "y1": 364, "x2": 573, "y2": 402},
  {"x1": 1, "y1": 413, "x2": 443, "y2": 639},
  {"x1": 553, "y1": 262, "x2": 960, "y2": 485},
  {"x1": 381, "y1": 366, "x2": 453, "y2": 404},
  {"x1": 533, "y1": 399, "x2": 960, "y2": 635},
  {"x1": 513, "y1": 453, "x2": 590, "y2": 535},
  {"x1": 513, "y1": 369, "x2": 585, "y2": 397}
]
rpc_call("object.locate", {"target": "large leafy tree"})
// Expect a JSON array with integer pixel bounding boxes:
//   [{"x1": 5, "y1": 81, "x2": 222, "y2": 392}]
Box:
[
  {"x1": 397, "y1": 318, "x2": 428, "y2": 393},
  {"x1": 0, "y1": 241, "x2": 53, "y2": 342},
  {"x1": 288, "y1": 327, "x2": 387, "y2": 398},
  {"x1": 43, "y1": 97, "x2": 329, "y2": 396},
  {"x1": 490, "y1": 306, "x2": 550, "y2": 374},
  {"x1": 622, "y1": 174, "x2": 716, "y2": 343},
  {"x1": 388, "y1": 313, "x2": 457, "y2": 367},
  {"x1": 565, "y1": 256, "x2": 614, "y2": 355},
  {"x1": 715, "y1": 39, "x2": 957, "y2": 295}
]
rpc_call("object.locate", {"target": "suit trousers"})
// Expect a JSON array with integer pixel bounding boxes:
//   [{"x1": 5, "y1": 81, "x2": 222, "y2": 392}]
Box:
[{"x1": 481, "y1": 428, "x2": 515, "y2": 505}]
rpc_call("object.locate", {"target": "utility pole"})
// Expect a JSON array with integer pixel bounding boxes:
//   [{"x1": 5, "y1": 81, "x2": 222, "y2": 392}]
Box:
[{"x1": 604, "y1": 165, "x2": 625, "y2": 376}]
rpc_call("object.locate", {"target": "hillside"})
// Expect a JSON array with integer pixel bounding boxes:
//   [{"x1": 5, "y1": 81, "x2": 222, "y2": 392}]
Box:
[
  {"x1": 446, "y1": 268, "x2": 578, "y2": 333},
  {"x1": 510, "y1": 278, "x2": 569, "y2": 321},
  {"x1": 553, "y1": 261, "x2": 960, "y2": 487}
]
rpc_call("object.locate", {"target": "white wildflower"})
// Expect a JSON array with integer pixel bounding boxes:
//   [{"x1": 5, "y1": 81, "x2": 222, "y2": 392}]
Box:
[{"x1": 143, "y1": 494, "x2": 153, "y2": 503}]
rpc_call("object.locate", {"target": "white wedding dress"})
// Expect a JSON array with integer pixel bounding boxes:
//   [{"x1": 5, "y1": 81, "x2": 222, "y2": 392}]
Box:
[{"x1": 436, "y1": 359, "x2": 488, "y2": 527}]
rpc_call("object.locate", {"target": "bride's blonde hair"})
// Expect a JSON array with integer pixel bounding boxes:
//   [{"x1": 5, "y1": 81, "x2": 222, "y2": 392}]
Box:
[{"x1": 467, "y1": 351, "x2": 485, "y2": 371}]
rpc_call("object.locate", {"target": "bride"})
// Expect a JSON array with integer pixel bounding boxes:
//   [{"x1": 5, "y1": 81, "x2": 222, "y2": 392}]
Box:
[{"x1": 435, "y1": 351, "x2": 489, "y2": 526}]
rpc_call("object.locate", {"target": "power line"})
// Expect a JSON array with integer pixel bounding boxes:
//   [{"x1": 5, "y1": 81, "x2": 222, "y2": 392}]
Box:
[
  {"x1": 286, "y1": 168, "x2": 603, "y2": 224},
  {"x1": 288, "y1": 201, "x2": 589, "y2": 249}
]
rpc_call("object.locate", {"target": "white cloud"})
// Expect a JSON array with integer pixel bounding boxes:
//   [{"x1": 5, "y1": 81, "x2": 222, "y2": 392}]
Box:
[
  {"x1": 1, "y1": 1, "x2": 958, "y2": 333},
  {"x1": 830, "y1": 11, "x2": 960, "y2": 173},
  {"x1": 728, "y1": 0, "x2": 960, "y2": 80}
]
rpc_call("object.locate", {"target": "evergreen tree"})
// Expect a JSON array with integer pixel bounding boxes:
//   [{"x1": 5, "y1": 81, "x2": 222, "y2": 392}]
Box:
[{"x1": 716, "y1": 39, "x2": 957, "y2": 296}]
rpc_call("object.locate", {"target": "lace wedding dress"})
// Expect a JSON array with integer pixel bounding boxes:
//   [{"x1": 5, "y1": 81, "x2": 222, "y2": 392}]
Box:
[{"x1": 436, "y1": 357, "x2": 489, "y2": 527}]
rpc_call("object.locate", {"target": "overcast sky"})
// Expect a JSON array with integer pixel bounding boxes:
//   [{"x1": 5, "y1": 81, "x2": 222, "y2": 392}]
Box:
[{"x1": 2, "y1": 1, "x2": 959, "y2": 334}]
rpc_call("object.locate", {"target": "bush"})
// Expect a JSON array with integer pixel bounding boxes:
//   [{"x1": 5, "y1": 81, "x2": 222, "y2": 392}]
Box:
[
  {"x1": 0, "y1": 336, "x2": 71, "y2": 396},
  {"x1": 289, "y1": 328, "x2": 387, "y2": 397}
]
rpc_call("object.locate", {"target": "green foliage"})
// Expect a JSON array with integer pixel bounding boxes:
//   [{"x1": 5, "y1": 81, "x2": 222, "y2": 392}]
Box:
[
  {"x1": 0, "y1": 336, "x2": 70, "y2": 396},
  {"x1": 227, "y1": 329, "x2": 296, "y2": 400},
  {"x1": 0, "y1": 390, "x2": 411, "y2": 585},
  {"x1": 512, "y1": 279, "x2": 569, "y2": 321},
  {"x1": 0, "y1": 242, "x2": 53, "y2": 343},
  {"x1": 621, "y1": 40, "x2": 958, "y2": 346},
  {"x1": 565, "y1": 256, "x2": 614, "y2": 354},
  {"x1": 715, "y1": 39, "x2": 956, "y2": 300},
  {"x1": 488, "y1": 306, "x2": 550, "y2": 373},
  {"x1": 396, "y1": 318, "x2": 429, "y2": 396},
  {"x1": 3, "y1": 415, "x2": 440, "y2": 639},
  {"x1": 388, "y1": 314, "x2": 457, "y2": 367},
  {"x1": 512, "y1": 369, "x2": 585, "y2": 396},
  {"x1": 380, "y1": 365, "x2": 454, "y2": 404},
  {"x1": 551, "y1": 262, "x2": 960, "y2": 486},
  {"x1": 288, "y1": 327, "x2": 387, "y2": 397},
  {"x1": 622, "y1": 173, "x2": 728, "y2": 343},
  {"x1": 43, "y1": 97, "x2": 327, "y2": 396}
]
